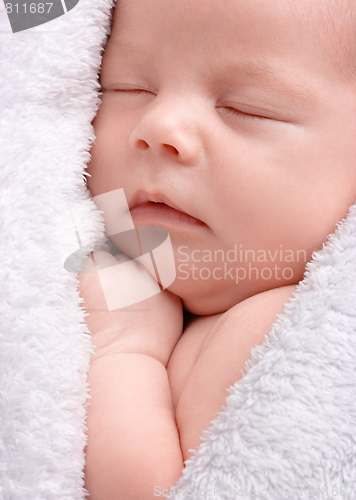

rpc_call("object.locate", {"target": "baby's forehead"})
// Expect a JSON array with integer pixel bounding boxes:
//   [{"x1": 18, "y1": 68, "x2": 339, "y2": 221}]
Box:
[
  {"x1": 284, "y1": 0, "x2": 356, "y2": 81},
  {"x1": 107, "y1": 0, "x2": 356, "y2": 85}
]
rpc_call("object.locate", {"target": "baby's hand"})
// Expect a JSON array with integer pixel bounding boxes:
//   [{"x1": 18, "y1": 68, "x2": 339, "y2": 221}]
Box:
[
  {"x1": 82, "y1": 252, "x2": 185, "y2": 498},
  {"x1": 78, "y1": 251, "x2": 183, "y2": 366}
]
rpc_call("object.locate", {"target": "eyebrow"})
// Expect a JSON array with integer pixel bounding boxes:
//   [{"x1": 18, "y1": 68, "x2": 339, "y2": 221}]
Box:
[
  {"x1": 105, "y1": 38, "x2": 318, "y2": 105},
  {"x1": 216, "y1": 58, "x2": 318, "y2": 104}
]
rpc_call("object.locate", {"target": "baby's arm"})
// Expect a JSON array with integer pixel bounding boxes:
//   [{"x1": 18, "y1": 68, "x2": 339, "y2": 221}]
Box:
[{"x1": 78, "y1": 252, "x2": 184, "y2": 500}]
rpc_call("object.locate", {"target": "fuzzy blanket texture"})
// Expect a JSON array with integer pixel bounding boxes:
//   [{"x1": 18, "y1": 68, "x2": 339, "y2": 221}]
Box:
[{"x1": 0, "y1": 0, "x2": 355, "y2": 499}]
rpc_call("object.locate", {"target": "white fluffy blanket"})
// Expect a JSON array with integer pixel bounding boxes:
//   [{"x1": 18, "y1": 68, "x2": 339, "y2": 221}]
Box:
[{"x1": 0, "y1": 0, "x2": 355, "y2": 499}]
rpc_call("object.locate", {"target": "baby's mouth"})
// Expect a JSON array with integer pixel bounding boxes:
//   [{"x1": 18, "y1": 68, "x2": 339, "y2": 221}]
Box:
[{"x1": 130, "y1": 194, "x2": 205, "y2": 227}]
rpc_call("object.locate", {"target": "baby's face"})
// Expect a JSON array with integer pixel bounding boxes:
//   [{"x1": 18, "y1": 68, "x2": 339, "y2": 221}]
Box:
[{"x1": 88, "y1": 0, "x2": 356, "y2": 315}]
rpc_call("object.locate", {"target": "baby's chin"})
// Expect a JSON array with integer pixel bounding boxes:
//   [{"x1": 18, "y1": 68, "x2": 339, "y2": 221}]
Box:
[
  {"x1": 167, "y1": 271, "x2": 299, "y2": 316},
  {"x1": 181, "y1": 296, "x2": 228, "y2": 316},
  {"x1": 166, "y1": 277, "x2": 250, "y2": 316}
]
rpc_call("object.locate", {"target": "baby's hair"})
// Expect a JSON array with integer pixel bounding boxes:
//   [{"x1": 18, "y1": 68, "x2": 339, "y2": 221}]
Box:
[{"x1": 288, "y1": 0, "x2": 356, "y2": 83}]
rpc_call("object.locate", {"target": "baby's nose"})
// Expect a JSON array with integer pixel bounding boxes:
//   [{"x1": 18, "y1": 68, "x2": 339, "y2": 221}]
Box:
[{"x1": 128, "y1": 96, "x2": 202, "y2": 164}]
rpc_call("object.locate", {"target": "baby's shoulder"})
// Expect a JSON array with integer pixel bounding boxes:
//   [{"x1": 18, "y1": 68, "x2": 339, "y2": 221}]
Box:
[
  {"x1": 171, "y1": 285, "x2": 298, "y2": 459},
  {"x1": 192, "y1": 285, "x2": 297, "y2": 354},
  {"x1": 220, "y1": 284, "x2": 297, "y2": 327},
  {"x1": 168, "y1": 285, "x2": 296, "y2": 413},
  {"x1": 174, "y1": 285, "x2": 297, "y2": 366}
]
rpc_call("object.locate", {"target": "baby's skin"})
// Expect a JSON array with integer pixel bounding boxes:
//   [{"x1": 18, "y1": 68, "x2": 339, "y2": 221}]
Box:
[
  {"x1": 79, "y1": 253, "x2": 296, "y2": 499},
  {"x1": 80, "y1": 0, "x2": 356, "y2": 498}
]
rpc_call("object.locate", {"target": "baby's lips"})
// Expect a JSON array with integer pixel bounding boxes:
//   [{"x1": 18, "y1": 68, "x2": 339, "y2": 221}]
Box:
[
  {"x1": 130, "y1": 189, "x2": 205, "y2": 225},
  {"x1": 130, "y1": 201, "x2": 206, "y2": 226},
  {"x1": 130, "y1": 189, "x2": 191, "y2": 214}
]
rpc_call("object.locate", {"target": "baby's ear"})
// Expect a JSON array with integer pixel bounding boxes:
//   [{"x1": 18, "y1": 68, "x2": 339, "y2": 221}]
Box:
[{"x1": 6, "y1": 0, "x2": 80, "y2": 34}]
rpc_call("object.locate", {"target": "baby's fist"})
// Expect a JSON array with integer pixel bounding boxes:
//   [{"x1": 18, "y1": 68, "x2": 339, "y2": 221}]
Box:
[{"x1": 78, "y1": 251, "x2": 183, "y2": 365}]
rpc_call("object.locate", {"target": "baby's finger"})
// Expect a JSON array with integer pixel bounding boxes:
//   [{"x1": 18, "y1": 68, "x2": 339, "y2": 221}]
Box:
[
  {"x1": 92, "y1": 251, "x2": 161, "y2": 312},
  {"x1": 77, "y1": 253, "x2": 108, "y2": 312}
]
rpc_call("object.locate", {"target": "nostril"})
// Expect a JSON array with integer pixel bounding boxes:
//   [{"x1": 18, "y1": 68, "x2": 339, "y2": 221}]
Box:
[
  {"x1": 137, "y1": 139, "x2": 149, "y2": 150},
  {"x1": 162, "y1": 144, "x2": 179, "y2": 156}
]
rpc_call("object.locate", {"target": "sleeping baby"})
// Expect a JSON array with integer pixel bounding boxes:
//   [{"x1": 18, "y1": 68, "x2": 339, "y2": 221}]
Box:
[{"x1": 78, "y1": 0, "x2": 356, "y2": 498}]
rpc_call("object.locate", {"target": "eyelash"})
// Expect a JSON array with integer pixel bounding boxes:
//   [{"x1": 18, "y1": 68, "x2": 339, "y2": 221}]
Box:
[
  {"x1": 115, "y1": 89, "x2": 269, "y2": 121},
  {"x1": 117, "y1": 88, "x2": 152, "y2": 95},
  {"x1": 223, "y1": 106, "x2": 268, "y2": 121}
]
